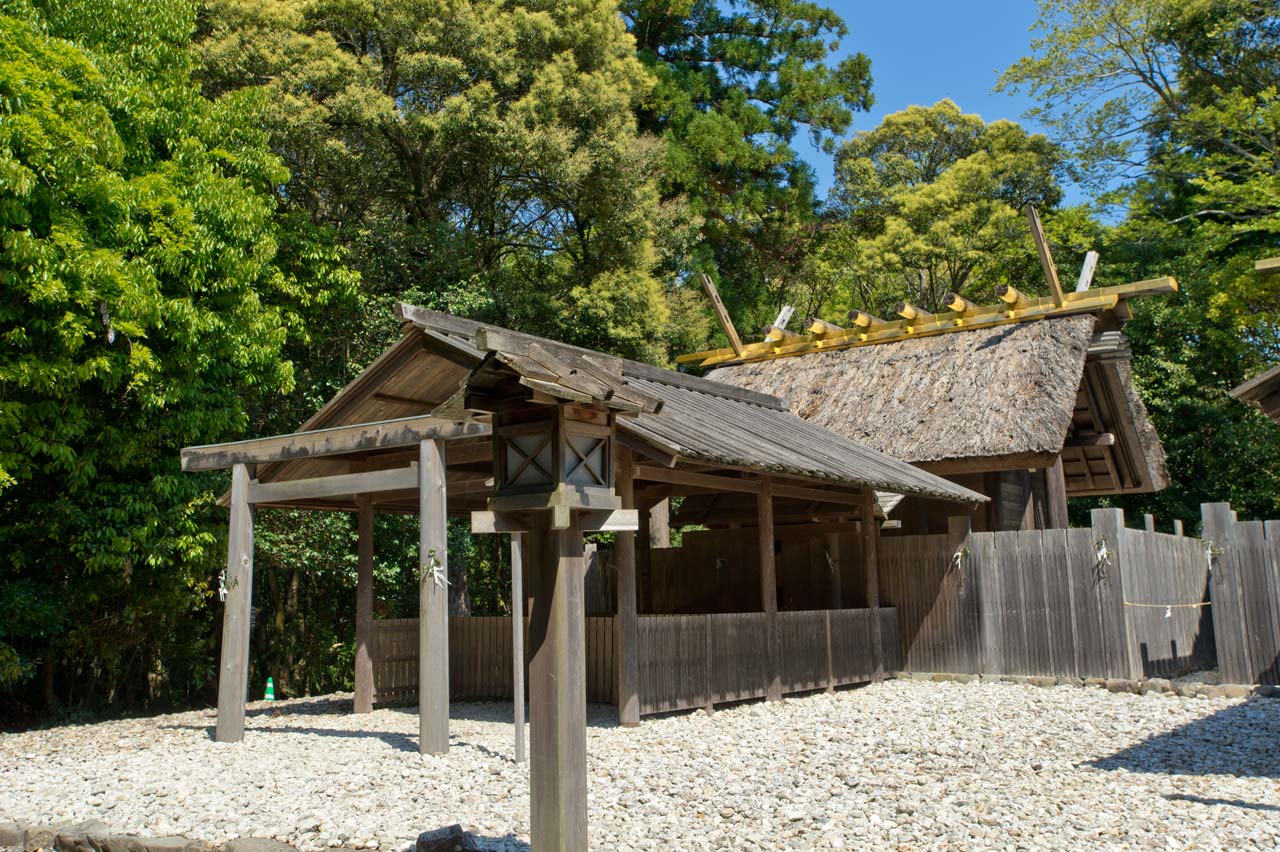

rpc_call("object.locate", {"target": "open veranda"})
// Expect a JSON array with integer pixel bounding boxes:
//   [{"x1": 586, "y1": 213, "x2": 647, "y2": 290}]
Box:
[{"x1": 3, "y1": 679, "x2": 1277, "y2": 852}]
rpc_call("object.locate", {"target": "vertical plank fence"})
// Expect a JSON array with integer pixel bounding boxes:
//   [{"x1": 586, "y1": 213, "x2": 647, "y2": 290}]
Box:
[
  {"x1": 1203, "y1": 503, "x2": 1280, "y2": 685},
  {"x1": 372, "y1": 616, "x2": 616, "y2": 705}
]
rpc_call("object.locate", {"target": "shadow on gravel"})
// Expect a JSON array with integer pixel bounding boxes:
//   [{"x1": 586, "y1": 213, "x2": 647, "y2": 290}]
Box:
[
  {"x1": 475, "y1": 835, "x2": 530, "y2": 852},
  {"x1": 1164, "y1": 794, "x2": 1280, "y2": 812},
  {"x1": 1087, "y1": 698, "x2": 1280, "y2": 778}
]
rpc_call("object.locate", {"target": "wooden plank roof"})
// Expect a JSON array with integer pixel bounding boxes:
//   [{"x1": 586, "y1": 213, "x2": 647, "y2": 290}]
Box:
[{"x1": 1232, "y1": 364, "x2": 1280, "y2": 423}]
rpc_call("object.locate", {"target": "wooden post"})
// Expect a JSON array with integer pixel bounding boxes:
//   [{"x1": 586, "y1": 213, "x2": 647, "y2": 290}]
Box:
[
  {"x1": 1090, "y1": 508, "x2": 1142, "y2": 680},
  {"x1": 1201, "y1": 502, "x2": 1249, "y2": 683},
  {"x1": 824, "y1": 532, "x2": 842, "y2": 609},
  {"x1": 216, "y1": 463, "x2": 254, "y2": 743},
  {"x1": 511, "y1": 532, "x2": 526, "y2": 763},
  {"x1": 637, "y1": 501, "x2": 652, "y2": 613},
  {"x1": 1144, "y1": 513, "x2": 1156, "y2": 533},
  {"x1": 1045, "y1": 456, "x2": 1069, "y2": 529},
  {"x1": 861, "y1": 489, "x2": 883, "y2": 682},
  {"x1": 1025, "y1": 204, "x2": 1065, "y2": 307},
  {"x1": 1173, "y1": 519, "x2": 1184, "y2": 536},
  {"x1": 353, "y1": 495, "x2": 375, "y2": 714},
  {"x1": 615, "y1": 448, "x2": 640, "y2": 727},
  {"x1": 528, "y1": 516, "x2": 588, "y2": 852},
  {"x1": 758, "y1": 476, "x2": 781, "y2": 701},
  {"x1": 418, "y1": 440, "x2": 449, "y2": 755}
]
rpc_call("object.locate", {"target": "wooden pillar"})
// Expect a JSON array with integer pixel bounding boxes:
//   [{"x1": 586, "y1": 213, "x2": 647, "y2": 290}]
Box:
[
  {"x1": 1045, "y1": 456, "x2": 1069, "y2": 529},
  {"x1": 511, "y1": 533, "x2": 526, "y2": 763},
  {"x1": 528, "y1": 517, "x2": 588, "y2": 852},
  {"x1": 418, "y1": 440, "x2": 449, "y2": 755},
  {"x1": 824, "y1": 532, "x2": 842, "y2": 609},
  {"x1": 758, "y1": 475, "x2": 781, "y2": 701},
  {"x1": 648, "y1": 498, "x2": 670, "y2": 548},
  {"x1": 861, "y1": 489, "x2": 883, "y2": 682},
  {"x1": 615, "y1": 448, "x2": 640, "y2": 726},
  {"x1": 637, "y1": 501, "x2": 652, "y2": 613},
  {"x1": 216, "y1": 463, "x2": 254, "y2": 743},
  {"x1": 354, "y1": 496, "x2": 375, "y2": 714},
  {"x1": 1144, "y1": 513, "x2": 1156, "y2": 533},
  {"x1": 1173, "y1": 519, "x2": 1184, "y2": 536}
]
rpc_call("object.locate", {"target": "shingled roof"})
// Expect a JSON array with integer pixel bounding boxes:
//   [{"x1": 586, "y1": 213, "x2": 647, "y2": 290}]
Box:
[{"x1": 393, "y1": 305, "x2": 984, "y2": 503}]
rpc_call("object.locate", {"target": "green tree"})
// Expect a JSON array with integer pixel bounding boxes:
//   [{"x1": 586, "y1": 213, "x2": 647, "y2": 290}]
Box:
[
  {"x1": 0, "y1": 0, "x2": 355, "y2": 709},
  {"x1": 622, "y1": 0, "x2": 874, "y2": 337},
  {"x1": 196, "y1": 0, "x2": 675, "y2": 364},
  {"x1": 1002, "y1": 0, "x2": 1280, "y2": 522},
  {"x1": 820, "y1": 100, "x2": 1074, "y2": 318}
]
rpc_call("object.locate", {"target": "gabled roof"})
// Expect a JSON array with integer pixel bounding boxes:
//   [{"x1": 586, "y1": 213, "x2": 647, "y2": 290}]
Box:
[
  {"x1": 711, "y1": 316, "x2": 1168, "y2": 496},
  {"x1": 391, "y1": 305, "x2": 984, "y2": 503},
  {"x1": 1232, "y1": 364, "x2": 1280, "y2": 422}
]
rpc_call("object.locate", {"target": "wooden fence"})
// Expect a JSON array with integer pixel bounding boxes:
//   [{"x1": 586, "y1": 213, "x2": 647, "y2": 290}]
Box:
[
  {"x1": 636, "y1": 608, "x2": 899, "y2": 715},
  {"x1": 372, "y1": 608, "x2": 897, "y2": 715},
  {"x1": 371, "y1": 616, "x2": 617, "y2": 705},
  {"x1": 1203, "y1": 503, "x2": 1280, "y2": 685},
  {"x1": 880, "y1": 509, "x2": 1215, "y2": 681}
]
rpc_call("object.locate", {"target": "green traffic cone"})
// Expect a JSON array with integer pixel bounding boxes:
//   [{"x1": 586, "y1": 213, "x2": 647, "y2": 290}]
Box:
[{"x1": 264, "y1": 677, "x2": 275, "y2": 701}]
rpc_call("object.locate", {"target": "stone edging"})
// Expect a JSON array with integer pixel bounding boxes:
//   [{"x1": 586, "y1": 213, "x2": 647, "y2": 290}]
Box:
[
  {"x1": 0, "y1": 822, "x2": 480, "y2": 852},
  {"x1": 894, "y1": 671, "x2": 1280, "y2": 700}
]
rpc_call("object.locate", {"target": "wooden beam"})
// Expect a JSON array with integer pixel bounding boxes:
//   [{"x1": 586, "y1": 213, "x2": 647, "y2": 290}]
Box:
[
  {"x1": 698, "y1": 273, "x2": 745, "y2": 356},
  {"x1": 1025, "y1": 204, "x2": 1065, "y2": 307},
  {"x1": 943, "y1": 293, "x2": 979, "y2": 314},
  {"x1": 633, "y1": 464, "x2": 864, "y2": 505},
  {"x1": 1065, "y1": 432, "x2": 1116, "y2": 448},
  {"x1": 1076, "y1": 250, "x2": 1100, "y2": 292},
  {"x1": 771, "y1": 305, "x2": 795, "y2": 331},
  {"x1": 916, "y1": 451, "x2": 1060, "y2": 476},
  {"x1": 895, "y1": 302, "x2": 934, "y2": 324},
  {"x1": 762, "y1": 325, "x2": 804, "y2": 343},
  {"x1": 528, "y1": 515, "x2": 589, "y2": 851},
  {"x1": 1255, "y1": 256, "x2": 1280, "y2": 277},
  {"x1": 806, "y1": 317, "x2": 845, "y2": 337},
  {"x1": 758, "y1": 476, "x2": 781, "y2": 701},
  {"x1": 418, "y1": 440, "x2": 450, "y2": 755},
  {"x1": 615, "y1": 448, "x2": 640, "y2": 727},
  {"x1": 861, "y1": 489, "x2": 883, "y2": 682},
  {"x1": 1045, "y1": 456, "x2": 1068, "y2": 530},
  {"x1": 995, "y1": 283, "x2": 1032, "y2": 310},
  {"x1": 848, "y1": 309, "x2": 888, "y2": 329},
  {"x1": 182, "y1": 416, "x2": 489, "y2": 472},
  {"x1": 511, "y1": 532, "x2": 526, "y2": 763},
  {"x1": 471, "y1": 509, "x2": 638, "y2": 534},
  {"x1": 353, "y1": 496, "x2": 375, "y2": 714},
  {"x1": 824, "y1": 532, "x2": 842, "y2": 610},
  {"x1": 248, "y1": 465, "x2": 419, "y2": 504},
  {"x1": 215, "y1": 464, "x2": 254, "y2": 743}
]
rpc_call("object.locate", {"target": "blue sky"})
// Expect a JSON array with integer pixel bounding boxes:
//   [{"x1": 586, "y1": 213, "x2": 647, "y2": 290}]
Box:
[{"x1": 794, "y1": 1, "x2": 1079, "y2": 202}]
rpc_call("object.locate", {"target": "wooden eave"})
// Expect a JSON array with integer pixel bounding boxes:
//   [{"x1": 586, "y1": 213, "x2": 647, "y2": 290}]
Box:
[{"x1": 1231, "y1": 364, "x2": 1280, "y2": 423}]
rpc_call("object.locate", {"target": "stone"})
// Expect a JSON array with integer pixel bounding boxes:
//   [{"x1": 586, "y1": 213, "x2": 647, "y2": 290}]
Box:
[
  {"x1": 1056, "y1": 677, "x2": 1084, "y2": 688},
  {"x1": 953, "y1": 674, "x2": 978, "y2": 684},
  {"x1": 1104, "y1": 679, "x2": 1138, "y2": 695},
  {"x1": 1028, "y1": 677, "x2": 1057, "y2": 689},
  {"x1": 415, "y1": 826, "x2": 478, "y2": 852},
  {"x1": 1175, "y1": 683, "x2": 1200, "y2": 699},
  {"x1": 225, "y1": 839, "x2": 292, "y2": 852},
  {"x1": 25, "y1": 826, "x2": 55, "y2": 852},
  {"x1": 1082, "y1": 678, "x2": 1106, "y2": 689},
  {"x1": 54, "y1": 821, "x2": 110, "y2": 852},
  {"x1": 98, "y1": 837, "x2": 142, "y2": 852},
  {"x1": 137, "y1": 838, "x2": 192, "y2": 852},
  {"x1": 1140, "y1": 678, "x2": 1172, "y2": 695},
  {"x1": 931, "y1": 673, "x2": 956, "y2": 683},
  {"x1": 1200, "y1": 685, "x2": 1225, "y2": 699},
  {"x1": 1255, "y1": 684, "x2": 1280, "y2": 698},
  {"x1": 1222, "y1": 684, "x2": 1252, "y2": 699},
  {"x1": 0, "y1": 822, "x2": 26, "y2": 848}
]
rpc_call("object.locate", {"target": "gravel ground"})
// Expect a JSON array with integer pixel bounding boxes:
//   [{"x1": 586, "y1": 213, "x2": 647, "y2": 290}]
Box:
[{"x1": 2, "y1": 680, "x2": 1278, "y2": 852}]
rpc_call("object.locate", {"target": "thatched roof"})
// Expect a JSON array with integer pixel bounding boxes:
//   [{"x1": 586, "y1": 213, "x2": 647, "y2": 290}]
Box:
[{"x1": 712, "y1": 315, "x2": 1168, "y2": 495}]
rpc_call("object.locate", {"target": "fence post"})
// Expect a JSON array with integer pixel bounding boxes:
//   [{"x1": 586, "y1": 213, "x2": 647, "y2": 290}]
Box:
[
  {"x1": 1202, "y1": 502, "x2": 1248, "y2": 683},
  {"x1": 1144, "y1": 513, "x2": 1156, "y2": 533},
  {"x1": 1090, "y1": 508, "x2": 1142, "y2": 680},
  {"x1": 1173, "y1": 519, "x2": 1184, "y2": 537}
]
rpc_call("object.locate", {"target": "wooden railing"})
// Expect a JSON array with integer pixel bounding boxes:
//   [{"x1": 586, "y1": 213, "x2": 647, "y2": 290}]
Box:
[
  {"x1": 371, "y1": 616, "x2": 617, "y2": 705},
  {"x1": 637, "y1": 608, "x2": 899, "y2": 715}
]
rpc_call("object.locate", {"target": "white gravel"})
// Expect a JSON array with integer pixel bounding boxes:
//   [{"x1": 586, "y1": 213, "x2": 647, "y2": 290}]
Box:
[{"x1": 2, "y1": 681, "x2": 1278, "y2": 851}]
